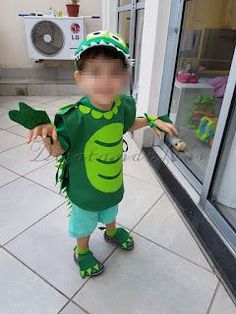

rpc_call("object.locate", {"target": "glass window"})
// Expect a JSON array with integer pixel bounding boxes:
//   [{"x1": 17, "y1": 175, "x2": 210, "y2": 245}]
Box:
[
  {"x1": 166, "y1": 0, "x2": 236, "y2": 183},
  {"x1": 117, "y1": 1, "x2": 145, "y2": 95},
  {"x1": 119, "y1": 0, "x2": 132, "y2": 6},
  {"x1": 210, "y1": 90, "x2": 236, "y2": 231},
  {"x1": 118, "y1": 11, "x2": 131, "y2": 47}
]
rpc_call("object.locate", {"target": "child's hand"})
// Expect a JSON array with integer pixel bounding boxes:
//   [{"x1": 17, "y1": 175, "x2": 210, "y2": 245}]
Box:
[
  {"x1": 26, "y1": 123, "x2": 57, "y2": 144},
  {"x1": 152, "y1": 119, "x2": 178, "y2": 140}
]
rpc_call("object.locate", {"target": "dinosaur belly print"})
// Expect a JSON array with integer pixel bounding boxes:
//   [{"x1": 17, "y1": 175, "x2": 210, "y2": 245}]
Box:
[{"x1": 84, "y1": 123, "x2": 123, "y2": 193}]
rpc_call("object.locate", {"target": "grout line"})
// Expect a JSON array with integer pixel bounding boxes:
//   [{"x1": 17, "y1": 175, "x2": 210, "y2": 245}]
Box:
[
  {"x1": 131, "y1": 230, "x2": 214, "y2": 274},
  {"x1": 2, "y1": 246, "x2": 70, "y2": 301},
  {"x1": 0, "y1": 98, "x2": 62, "y2": 108},
  {"x1": 57, "y1": 299, "x2": 90, "y2": 314},
  {"x1": 70, "y1": 300, "x2": 91, "y2": 314},
  {"x1": 3, "y1": 202, "x2": 66, "y2": 247},
  {"x1": 21, "y1": 172, "x2": 63, "y2": 197},
  {"x1": 23, "y1": 159, "x2": 55, "y2": 176},
  {"x1": 0, "y1": 164, "x2": 24, "y2": 177},
  {"x1": 69, "y1": 247, "x2": 118, "y2": 302},
  {"x1": 0, "y1": 140, "x2": 26, "y2": 154},
  {"x1": 22, "y1": 175, "x2": 62, "y2": 196},
  {"x1": 4, "y1": 127, "x2": 27, "y2": 139},
  {"x1": 0, "y1": 176, "x2": 21, "y2": 189},
  {"x1": 206, "y1": 281, "x2": 220, "y2": 314},
  {"x1": 130, "y1": 192, "x2": 165, "y2": 232},
  {"x1": 124, "y1": 172, "x2": 163, "y2": 188},
  {"x1": 0, "y1": 143, "x2": 55, "y2": 176},
  {"x1": 0, "y1": 158, "x2": 54, "y2": 184},
  {"x1": 57, "y1": 300, "x2": 71, "y2": 314}
]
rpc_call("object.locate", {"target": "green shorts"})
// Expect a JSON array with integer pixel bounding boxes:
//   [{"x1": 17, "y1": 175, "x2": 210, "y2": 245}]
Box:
[{"x1": 69, "y1": 203, "x2": 118, "y2": 239}]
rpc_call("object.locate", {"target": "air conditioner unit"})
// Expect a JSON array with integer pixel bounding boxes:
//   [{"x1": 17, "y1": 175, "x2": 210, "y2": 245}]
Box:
[{"x1": 24, "y1": 16, "x2": 86, "y2": 60}]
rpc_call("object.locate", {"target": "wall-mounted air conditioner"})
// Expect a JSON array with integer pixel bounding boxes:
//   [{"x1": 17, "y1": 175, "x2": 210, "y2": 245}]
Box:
[{"x1": 24, "y1": 16, "x2": 86, "y2": 60}]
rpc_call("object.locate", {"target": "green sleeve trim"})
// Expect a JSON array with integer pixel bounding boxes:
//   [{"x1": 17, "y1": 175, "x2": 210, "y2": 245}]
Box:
[{"x1": 144, "y1": 113, "x2": 173, "y2": 131}]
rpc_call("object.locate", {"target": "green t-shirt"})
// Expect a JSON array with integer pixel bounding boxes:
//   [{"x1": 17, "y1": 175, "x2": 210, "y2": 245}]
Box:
[{"x1": 54, "y1": 94, "x2": 136, "y2": 212}]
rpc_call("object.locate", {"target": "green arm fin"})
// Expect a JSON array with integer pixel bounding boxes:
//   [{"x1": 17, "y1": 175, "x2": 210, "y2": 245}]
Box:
[{"x1": 8, "y1": 102, "x2": 51, "y2": 130}]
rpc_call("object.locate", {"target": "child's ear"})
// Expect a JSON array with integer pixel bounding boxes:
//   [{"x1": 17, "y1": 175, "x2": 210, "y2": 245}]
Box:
[{"x1": 74, "y1": 70, "x2": 81, "y2": 83}]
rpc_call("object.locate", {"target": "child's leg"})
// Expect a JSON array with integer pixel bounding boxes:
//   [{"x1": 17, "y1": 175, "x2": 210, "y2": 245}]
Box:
[
  {"x1": 106, "y1": 220, "x2": 116, "y2": 230},
  {"x1": 69, "y1": 203, "x2": 104, "y2": 278},
  {"x1": 74, "y1": 234, "x2": 104, "y2": 278},
  {"x1": 105, "y1": 220, "x2": 117, "y2": 237},
  {"x1": 77, "y1": 235, "x2": 90, "y2": 250},
  {"x1": 99, "y1": 206, "x2": 134, "y2": 250}
]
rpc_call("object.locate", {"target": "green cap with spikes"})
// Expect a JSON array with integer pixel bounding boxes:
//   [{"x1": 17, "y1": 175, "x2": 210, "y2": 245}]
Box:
[{"x1": 74, "y1": 30, "x2": 134, "y2": 66}]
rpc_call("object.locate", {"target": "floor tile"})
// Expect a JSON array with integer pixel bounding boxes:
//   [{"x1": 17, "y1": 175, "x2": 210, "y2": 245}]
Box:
[
  {"x1": 0, "y1": 97, "x2": 34, "y2": 110},
  {"x1": 64, "y1": 96, "x2": 81, "y2": 102},
  {"x1": 123, "y1": 134, "x2": 161, "y2": 186},
  {"x1": 23, "y1": 101, "x2": 57, "y2": 111},
  {"x1": 209, "y1": 283, "x2": 236, "y2": 314},
  {"x1": 25, "y1": 96, "x2": 62, "y2": 104},
  {"x1": 6, "y1": 204, "x2": 115, "y2": 297},
  {"x1": 134, "y1": 194, "x2": 211, "y2": 270},
  {"x1": 117, "y1": 175, "x2": 163, "y2": 229},
  {"x1": 73, "y1": 233, "x2": 217, "y2": 314},
  {"x1": 45, "y1": 98, "x2": 77, "y2": 109},
  {"x1": 0, "y1": 142, "x2": 54, "y2": 175},
  {"x1": 0, "y1": 249, "x2": 67, "y2": 314},
  {"x1": 25, "y1": 160, "x2": 59, "y2": 193},
  {"x1": 0, "y1": 166, "x2": 19, "y2": 187},
  {"x1": 0, "y1": 106, "x2": 9, "y2": 116},
  {"x1": 0, "y1": 177, "x2": 64, "y2": 244},
  {"x1": 0, "y1": 113, "x2": 17, "y2": 129},
  {"x1": 59, "y1": 302, "x2": 86, "y2": 314},
  {"x1": 0, "y1": 129, "x2": 25, "y2": 152},
  {"x1": 6, "y1": 124, "x2": 29, "y2": 137},
  {"x1": 0, "y1": 96, "x2": 29, "y2": 107}
]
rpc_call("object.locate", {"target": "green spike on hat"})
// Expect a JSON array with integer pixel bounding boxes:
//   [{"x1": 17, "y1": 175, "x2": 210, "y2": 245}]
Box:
[{"x1": 74, "y1": 30, "x2": 134, "y2": 66}]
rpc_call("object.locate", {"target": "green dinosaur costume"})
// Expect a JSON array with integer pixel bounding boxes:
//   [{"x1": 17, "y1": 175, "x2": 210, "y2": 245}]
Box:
[{"x1": 55, "y1": 94, "x2": 136, "y2": 211}]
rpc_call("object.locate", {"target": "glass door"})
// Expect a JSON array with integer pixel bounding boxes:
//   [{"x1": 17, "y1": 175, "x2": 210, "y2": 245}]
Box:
[
  {"x1": 165, "y1": 0, "x2": 236, "y2": 184},
  {"x1": 156, "y1": 0, "x2": 236, "y2": 255}
]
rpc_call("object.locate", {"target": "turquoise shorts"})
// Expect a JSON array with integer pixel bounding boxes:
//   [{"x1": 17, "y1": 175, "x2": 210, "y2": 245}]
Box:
[{"x1": 69, "y1": 203, "x2": 118, "y2": 239}]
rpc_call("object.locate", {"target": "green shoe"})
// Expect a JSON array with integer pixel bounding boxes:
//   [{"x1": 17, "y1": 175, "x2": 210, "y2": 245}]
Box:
[
  {"x1": 73, "y1": 247, "x2": 104, "y2": 278},
  {"x1": 104, "y1": 227, "x2": 134, "y2": 250}
]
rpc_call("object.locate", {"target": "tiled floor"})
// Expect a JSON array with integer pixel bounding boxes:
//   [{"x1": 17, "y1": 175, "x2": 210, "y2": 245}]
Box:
[{"x1": 0, "y1": 96, "x2": 235, "y2": 314}]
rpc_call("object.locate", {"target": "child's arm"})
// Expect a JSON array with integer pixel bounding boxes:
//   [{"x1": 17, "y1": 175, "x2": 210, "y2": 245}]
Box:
[
  {"x1": 26, "y1": 124, "x2": 65, "y2": 157},
  {"x1": 42, "y1": 137, "x2": 65, "y2": 157},
  {"x1": 8, "y1": 102, "x2": 66, "y2": 157},
  {"x1": 129, "y1": 116, "x2": 178, "y2": 139}
]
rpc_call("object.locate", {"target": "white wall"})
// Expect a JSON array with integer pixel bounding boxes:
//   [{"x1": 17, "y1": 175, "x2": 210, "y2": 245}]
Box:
[
  {"x1": 134, "y1": 0, "x2": 171, "y2": 147},
  {"x1": 0, "y1": 0, "x2": 102, "y2": 68},
  {"x1": 102, "y1": 0, "x2": 118, "y2": 32}
]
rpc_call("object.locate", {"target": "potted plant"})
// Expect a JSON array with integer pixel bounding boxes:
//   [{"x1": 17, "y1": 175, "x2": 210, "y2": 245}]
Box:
[{"x1": 66, "y1": 0, "x2": 80, "y2": 17}]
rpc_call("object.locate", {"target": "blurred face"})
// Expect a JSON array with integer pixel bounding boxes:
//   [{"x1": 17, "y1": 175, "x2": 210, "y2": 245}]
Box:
[{"x1": 74, "y1": 56, "x2": 129, "y2": 108}]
